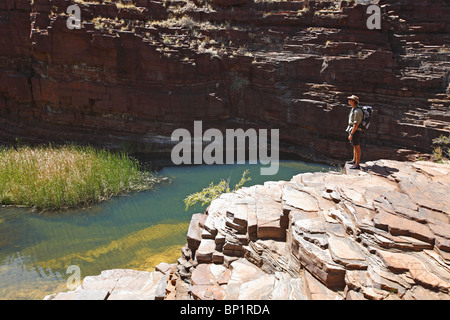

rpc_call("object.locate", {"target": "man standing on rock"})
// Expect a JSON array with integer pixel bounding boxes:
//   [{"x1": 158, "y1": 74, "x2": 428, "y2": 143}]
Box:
[{"x1": 346, "y1": 95, "x2": 363, "y2": 169}]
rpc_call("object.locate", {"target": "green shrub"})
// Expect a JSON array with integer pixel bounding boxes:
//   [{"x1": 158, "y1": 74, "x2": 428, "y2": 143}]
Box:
[
  {"x1": 184, "y1": 170, "x2": 251, "y2": 211},
  {"x1": 432, "y1": 134, "x2": 450, "y2": 163}
]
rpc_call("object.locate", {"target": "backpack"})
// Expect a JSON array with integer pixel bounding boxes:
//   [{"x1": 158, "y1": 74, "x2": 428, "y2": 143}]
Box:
[{"x1": 356, "y1": 106, "x2": 373, "y2": 130}]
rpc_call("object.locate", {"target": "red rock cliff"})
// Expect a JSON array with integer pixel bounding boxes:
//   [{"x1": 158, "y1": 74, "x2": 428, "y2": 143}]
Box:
[{"x1": 0, "y1": 0, "x2": 449, "y2": 162}]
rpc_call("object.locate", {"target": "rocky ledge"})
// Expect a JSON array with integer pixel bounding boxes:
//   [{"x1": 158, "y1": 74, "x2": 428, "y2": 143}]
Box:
[{"x1": 45, "y1": 159, "x2": 450, "y2": 300}]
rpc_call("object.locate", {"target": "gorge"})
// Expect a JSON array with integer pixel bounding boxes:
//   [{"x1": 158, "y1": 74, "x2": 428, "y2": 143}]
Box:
[{"x1": 0, "y1": 0, "x2": 449, "y2": 301}]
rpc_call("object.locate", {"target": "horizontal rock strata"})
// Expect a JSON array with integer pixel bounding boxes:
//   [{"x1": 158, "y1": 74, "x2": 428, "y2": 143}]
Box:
[
  {"x1": 1, "y1": 0, "x2": 449, "y2": 162},
  {"x1": 47, "y1": 160, "x2": 450, "y2": 300}
]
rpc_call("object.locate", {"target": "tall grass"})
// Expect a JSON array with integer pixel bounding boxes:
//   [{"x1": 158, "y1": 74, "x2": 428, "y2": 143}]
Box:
[{"x1": 0, "y1": 144, "x2": 163, "y2": 211}]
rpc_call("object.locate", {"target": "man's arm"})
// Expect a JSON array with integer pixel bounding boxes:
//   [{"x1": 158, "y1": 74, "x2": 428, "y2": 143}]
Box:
[
  {"x1": 348, "y1": 122, "x2": 359, "y2": 140},
  {"x1": 350, "y1": 122, "x2": 359, "y2": 134},
  {"x1": 348, "y1": 109, "x2": 362, "y2": 140}
]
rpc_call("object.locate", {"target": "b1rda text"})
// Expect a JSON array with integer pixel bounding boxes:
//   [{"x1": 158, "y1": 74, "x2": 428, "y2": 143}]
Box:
[{"x1": 224, "y1": 304, "x2": 270, "y2": 315}]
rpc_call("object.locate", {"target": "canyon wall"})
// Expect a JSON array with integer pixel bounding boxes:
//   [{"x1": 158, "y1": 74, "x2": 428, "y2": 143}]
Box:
[{"x1": 0, "y1": 0, "x2": 449, "y2": 162}]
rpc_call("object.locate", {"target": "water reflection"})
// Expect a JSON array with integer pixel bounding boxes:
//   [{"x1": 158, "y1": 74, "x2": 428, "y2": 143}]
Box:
[{"x1": 0, "y1": 252, "x2": 65, "y2": 300}]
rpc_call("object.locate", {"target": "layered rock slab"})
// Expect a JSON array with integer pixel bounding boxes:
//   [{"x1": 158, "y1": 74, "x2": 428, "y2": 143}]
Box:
[
  {"x1": 44, "y1": 268, "x2": 168, "y2": 300},
  {"x1": 186, "y1": 160, "x2": 450, "y2": 300}
]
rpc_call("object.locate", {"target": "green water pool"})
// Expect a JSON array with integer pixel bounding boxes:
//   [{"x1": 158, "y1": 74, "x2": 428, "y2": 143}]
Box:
[{"x1": 0, "y1": 160, "x2": 332, "y2": 300}]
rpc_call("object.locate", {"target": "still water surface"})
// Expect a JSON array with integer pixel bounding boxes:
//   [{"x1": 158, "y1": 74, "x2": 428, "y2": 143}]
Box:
[{"x1": 0, "y1": 160, "x2": 332, "y2": 299}]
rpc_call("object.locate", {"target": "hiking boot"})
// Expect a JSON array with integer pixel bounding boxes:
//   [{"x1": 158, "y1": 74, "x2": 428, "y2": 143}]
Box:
[{"x1": 349, "y1": 164, "x2": 361, "y2": 170}]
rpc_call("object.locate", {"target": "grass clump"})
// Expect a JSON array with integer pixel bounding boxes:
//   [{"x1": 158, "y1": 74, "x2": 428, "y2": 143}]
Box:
[
  {"x1": 184, "y1": 170, "x2": 251, "y2": 211},
  {"x1": 432, "y1": 134, "x2": 450, "y2": 163},
  {"x1": 0, "y1": 144, "x2": 165, "y2": 211}
]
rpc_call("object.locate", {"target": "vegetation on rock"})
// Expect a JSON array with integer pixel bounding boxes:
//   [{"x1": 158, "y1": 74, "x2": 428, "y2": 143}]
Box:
[
  {"x1": 432, "y1": 134, "x2": 450, "y2": 163},
  {"x1": 184, "y1": 169, "x2": 251, "y2": 211}
]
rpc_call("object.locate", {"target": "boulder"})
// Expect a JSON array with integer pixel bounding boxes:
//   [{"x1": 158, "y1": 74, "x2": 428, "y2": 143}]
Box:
[
  {"x1": 256, "y1": 199, "x2": 285, "y2": 240},
  {"x1": 187, "y1": 213, "x2": 207, "y2": 252},
  {"x1": 196, "y1": 239, "x2": 216, "y2": 263}
]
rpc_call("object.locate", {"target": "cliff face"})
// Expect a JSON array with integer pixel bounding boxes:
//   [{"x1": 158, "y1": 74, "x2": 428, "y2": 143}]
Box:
[
  {"x1": 45, "y1": 160, "x2": 450, "y2": 300},
  {"x1": 0, "y1": 0, "x2": 449, "y2": 162}
]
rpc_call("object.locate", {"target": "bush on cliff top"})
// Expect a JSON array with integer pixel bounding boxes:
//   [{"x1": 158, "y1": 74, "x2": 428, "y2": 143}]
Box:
[
  {"x1": 0, "y1": 144, "x2": 163, "y2": 211},
  {"x1": 432, "y1": 134, "x2": 450, "y2": 163}
]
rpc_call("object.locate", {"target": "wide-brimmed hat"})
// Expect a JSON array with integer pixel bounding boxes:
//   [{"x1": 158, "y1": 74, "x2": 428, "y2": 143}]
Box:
[{"x1": 347, "y1": 95, "x2": 359, "y2": 103}]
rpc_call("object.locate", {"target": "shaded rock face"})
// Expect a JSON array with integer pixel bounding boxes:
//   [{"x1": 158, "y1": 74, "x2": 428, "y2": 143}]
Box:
[
  {"x1": 47, "y1": 160, "x2": 450, "y2": 300},
  {"x1": 0, "y1": 0, "x2": 449, "y2": 162}
]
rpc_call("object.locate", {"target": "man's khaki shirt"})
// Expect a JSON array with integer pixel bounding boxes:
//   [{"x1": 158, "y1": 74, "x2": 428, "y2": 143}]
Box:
[{"x1": 347, "y1": 107, "x2": 363, "y2": 132}]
